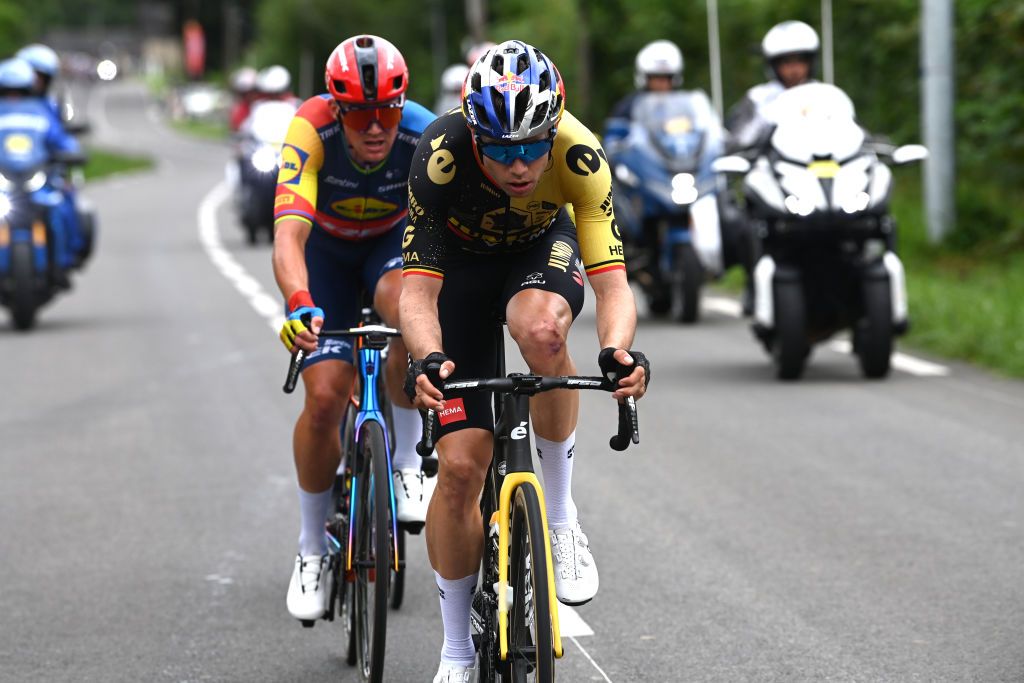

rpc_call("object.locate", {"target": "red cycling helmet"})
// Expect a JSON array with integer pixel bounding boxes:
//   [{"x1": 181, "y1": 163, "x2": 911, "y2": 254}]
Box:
[{"x1": 325, "y1": 35, "x2": 408, "y2": 105}]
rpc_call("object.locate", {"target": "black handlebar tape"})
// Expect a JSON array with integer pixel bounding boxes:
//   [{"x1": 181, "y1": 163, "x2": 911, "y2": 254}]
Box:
[
  {"x1": 609, "y1": 397, "x2": 640, "y2": 451},
  {"x1": 416, "y1": 409, "x2": 436, "y2": 457},
  {"x1": 283, "y1": 349, "x2": 306, "y2": 394}
]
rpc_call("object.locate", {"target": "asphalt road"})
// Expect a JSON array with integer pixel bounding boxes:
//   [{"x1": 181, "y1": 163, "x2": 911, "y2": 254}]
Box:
[{"x1": 2, "y1": 81, "x2": 1023, "y2": 683}]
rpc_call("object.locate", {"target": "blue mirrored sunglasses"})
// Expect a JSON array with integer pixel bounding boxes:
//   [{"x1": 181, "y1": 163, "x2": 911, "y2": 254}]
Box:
[{"x1": 478, "y1": 139, "x2": 553, "y2": 165}]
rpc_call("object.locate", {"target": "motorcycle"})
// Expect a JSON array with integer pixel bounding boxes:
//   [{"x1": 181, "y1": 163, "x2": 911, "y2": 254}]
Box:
[
  {"x1": 0, "y1": 131, "x2": 85, "y2": 330},
  {"x1": 231, "y1": 99, "x2": 297, "y2": 244},
  {"x1": 712, "y1": 83, "x2": 927, "y2": 380},
  {"x1": 608, "y1": 90, "x2": 725, "y2": 323}
]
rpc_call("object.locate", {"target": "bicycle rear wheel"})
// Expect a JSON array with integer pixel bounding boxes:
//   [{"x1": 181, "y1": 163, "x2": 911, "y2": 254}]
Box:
[
  {"x1": 505, "y1": 483, "x2": 554, "y2": 682},
  {"x1": 354, "y1": 420, "x2": 392, "y2": 682}
]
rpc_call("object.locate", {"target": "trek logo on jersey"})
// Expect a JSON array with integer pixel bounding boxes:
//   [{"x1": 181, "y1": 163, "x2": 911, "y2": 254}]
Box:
[
  {"x1": 329, "y1": 197, "x2": 399, "y2": 220},
  {"x1": 438, "y1": 398, "x2": 467, "y2": 426},
  {"x1": 278, "y1": 144, "x2": 308, "y2": 185},
  {"x1": 495, "y1": 72, "x2": 526, "y2": 94}
]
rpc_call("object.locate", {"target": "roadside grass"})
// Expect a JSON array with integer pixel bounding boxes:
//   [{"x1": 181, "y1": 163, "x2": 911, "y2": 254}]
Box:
[
  {"x1": 83, "y1": 146, "x2": 154, "y2": 181},
  {"x1": 170, "y1": 117, "x2": 230, "y2": 141},
  {"x1": 891, "y1": 168, "x2": 1024, "y2": 378}
]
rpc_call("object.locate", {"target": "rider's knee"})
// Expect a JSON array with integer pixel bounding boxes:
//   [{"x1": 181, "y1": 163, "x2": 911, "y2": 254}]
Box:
[
  {"x1": 303, "y1": 379, "x2": 349, "y2": 430},
  {"x1": 437, "y1": 451, "x2": 487, "y2": 505},
  {"x1": 513, "y1": 315, "x2": 567, "y2": 365}
]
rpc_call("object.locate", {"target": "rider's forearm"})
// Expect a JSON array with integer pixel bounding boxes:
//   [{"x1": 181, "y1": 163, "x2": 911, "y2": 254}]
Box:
[
  {"x1": 591, "y1": 271, "x2": 637, "y2": 350},
  {"x1": 272, "y1": 218, "x2": 312, "y2": 300},
  {"x1": 399, "y1": 277, "x2": 444, "y2": 359}
]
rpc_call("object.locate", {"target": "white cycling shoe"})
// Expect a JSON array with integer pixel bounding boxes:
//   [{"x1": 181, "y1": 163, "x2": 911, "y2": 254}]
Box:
[
  {"x1": 286, "y1": 554, "x2": 332, "y2": 621},
  {"x1": 394, "y1": 467, "x2": 432, "y2": 523},
  {"x1": 433, "y1": 661, "x2": 476, "y2": 682},
  {"x1": 550, "y1": 520, "x2": 599, "y2": 605}
]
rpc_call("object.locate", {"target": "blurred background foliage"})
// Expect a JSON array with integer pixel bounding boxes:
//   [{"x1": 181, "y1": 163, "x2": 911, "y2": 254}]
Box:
[{"x1": 4, "y1": 0, "x2": 1022, "y2": 253}]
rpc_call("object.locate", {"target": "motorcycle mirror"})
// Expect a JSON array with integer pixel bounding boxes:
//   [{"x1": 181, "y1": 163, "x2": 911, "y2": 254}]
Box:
[
  {"x1": 66, "y1": 120, "x2": 91, "y2": 136},
  {"x1": 711, "y1": 156, "x2": 751, "y2": 174},
  {"x1": 892, "y1": 144, "x2": 928, "y2": 165}
]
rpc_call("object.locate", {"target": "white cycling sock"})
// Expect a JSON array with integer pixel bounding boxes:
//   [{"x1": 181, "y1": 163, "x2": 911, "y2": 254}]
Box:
[
  {"x1": 435, "y1": 572, "x2": 478, "y2": 666},
  {"x1": 390, "y1": 404, "x2": 423, "y2": 471},
  {"x1": 297, "y1": 485, "x2": 332, "y2": 557},
  {"x1": 536, "y1": 431, "x2": 578, "y2": 528}
]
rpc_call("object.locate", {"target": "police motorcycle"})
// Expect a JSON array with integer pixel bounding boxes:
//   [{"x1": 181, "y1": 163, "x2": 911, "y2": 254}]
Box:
[
  {"x1": 607, "y1": 90, "x2": 724, "y2": 323},
  {"x1": 711, "y1": 83, "x2": 927, "y2": 380},
  {"x1": 232, "y1": 99, "x2": 297, "y2": 244},
  {"x1": 0, "y1": 128, "x2": 86, "y2": 330}
]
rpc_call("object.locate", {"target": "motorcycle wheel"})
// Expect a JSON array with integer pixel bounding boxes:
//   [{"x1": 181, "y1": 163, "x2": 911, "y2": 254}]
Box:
[
  {"x1": 673, "y1": 242, "x2": 703, "y2": 324},
  {"x1": 856, "y1": 277, "x2": 893, "y2": 379},
  {"x1": 76, "y1": 210, "x2": 96, "y2": 268},
  {"x1": 772, "y1": 279, "x2": 808, "y2": 381},
  {"x1": 10, "y1": 242, "x2": 38, "y2": 331}
]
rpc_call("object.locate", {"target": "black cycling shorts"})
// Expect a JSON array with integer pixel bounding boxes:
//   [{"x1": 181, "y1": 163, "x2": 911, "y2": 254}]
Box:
[{"x1": 435, "y1": 211, "x2": 585, "y2": 438}]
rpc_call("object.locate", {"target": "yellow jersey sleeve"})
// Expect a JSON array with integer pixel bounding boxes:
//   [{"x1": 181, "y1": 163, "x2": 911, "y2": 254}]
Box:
[
  {"x1": 274, "y1": 113, "x2": 325, "y2": 225},
  {"x1": 554, "y1": 112, "x2": 624, "y2": 276}
]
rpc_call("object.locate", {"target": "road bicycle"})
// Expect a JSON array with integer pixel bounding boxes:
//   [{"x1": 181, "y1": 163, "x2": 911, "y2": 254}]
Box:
[
  {"x1": 416, "y1": 319, "x2": 639, "y2": 682},
  {"x1": 284, "y1": 308, "x2": 415, "y2": 682}
]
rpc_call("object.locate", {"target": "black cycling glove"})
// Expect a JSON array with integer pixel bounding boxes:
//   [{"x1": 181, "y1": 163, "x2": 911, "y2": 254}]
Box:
[
  {"x1": 598, "y1": 347, "x2": 651, "y2": 389},
  {"x1": 404, "y1": 351, "x2": 450, "y2": 400}
]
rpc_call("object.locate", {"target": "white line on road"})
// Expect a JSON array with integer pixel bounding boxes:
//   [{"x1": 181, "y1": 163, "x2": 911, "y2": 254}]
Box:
[
  {"x1": 197, "y1": 180, "x2": 284, "y2": 334},
  {"x1": 558, "y1": 603, "x2": 594, "y2": 637},
  {"x1": 703, "y1": 295, "x2": 951, "y2": 377},
  {"x1": 569, "y1": 636, "x2": 614, "y2": 683}
]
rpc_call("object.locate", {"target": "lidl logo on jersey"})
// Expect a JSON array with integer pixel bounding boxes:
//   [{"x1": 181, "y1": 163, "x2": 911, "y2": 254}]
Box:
[
  {"x1": 279, "y1": 144, "x2": 308, "y2": 185},
  {"x1": 495, "y1": 72, "x2": 526, "y2": 94},
  {"x1": 329, "y1": 197, "x2": 399, "y2": 220}
]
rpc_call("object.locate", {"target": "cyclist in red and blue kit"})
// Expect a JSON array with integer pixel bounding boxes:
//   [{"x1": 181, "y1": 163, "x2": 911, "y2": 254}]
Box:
[{"x1": 271, "y1": 34, "x2": 435, "y2": 623}]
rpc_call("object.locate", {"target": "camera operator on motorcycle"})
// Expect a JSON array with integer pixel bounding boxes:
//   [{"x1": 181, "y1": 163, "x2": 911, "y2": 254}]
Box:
[
  {"x1": 434, "y1": 63, "x2": 469, "y2": 115},
  {"x1": 603, "y1": 40, "x2": 728, "y2": 318},
  {"x1": 272, "y1": 35, "x2": 435, "y2": 623},
  {"x1": 0, "y1": 57, "x2": 82, "y2": 288},
  {"x1": 16, "y1": 44, "x2": 93, "y2": 272}
]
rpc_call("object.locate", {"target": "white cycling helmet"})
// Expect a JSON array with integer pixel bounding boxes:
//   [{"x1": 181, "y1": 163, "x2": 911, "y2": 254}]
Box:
[
  {"x1": 761, "y1": 21, "x2": 820, "y2": 60},
  {"x1": 257, "y1": 65, "x2": 291, "y2": 95},
  {"x1": 634, "y1": 40, "x2": 684, "y2": 90},
  {"x1": 17, "y1": 43, "x2": 60, "y2": 77},
  {"x1": 440, "y1": 63, "x2": 470, "y2": 93}
]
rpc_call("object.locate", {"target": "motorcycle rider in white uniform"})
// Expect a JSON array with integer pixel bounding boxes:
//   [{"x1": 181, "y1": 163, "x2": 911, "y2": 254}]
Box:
[{"x1": 605, "y1": 40, "x2": 725, "y2": 277}]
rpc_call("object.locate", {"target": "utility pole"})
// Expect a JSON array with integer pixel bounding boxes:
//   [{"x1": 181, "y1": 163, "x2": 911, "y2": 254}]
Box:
[
  {"x1": 466, "y1": 0, "x2": 486, "y2": 45},
  {"x1": 299, "y1": 0, "x2": 314, "y2": 98},
  {"x1": 431, "y1": 0, "x2": 448, "y2": 86},
  {"x1": 821, "y1": 0, "x2": 834, "y2": 84},
  {"x1": 706, "y1": 0, "x2": 723, "y2": 120},
  {"x1": 922, "y1": 0, "x2": 955, "y2": 243}
]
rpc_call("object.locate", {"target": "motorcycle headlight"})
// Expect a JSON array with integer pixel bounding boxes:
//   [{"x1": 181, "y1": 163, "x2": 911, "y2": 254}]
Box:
[
  {"x1": 840, "y1": 191, "x2": 871, "y2": 215},
  {"x1": 24, "y1": 170, "x2": 47, "y2": 193},
  {"x1": 784, "y1": 194, "x2": 816, "y2": 217},
  {"x1": 0, "y1": 193, "x2": 11, "y2": 219},
  {"x1": 0, "y1": 173, "x2": 11, "y2": 192},
  {"x1": 671, "y1": 173, "x2": 698, "y2": 205},
  {"x1": 250, "y1": 146, "x2": 280, "y2": 174}
]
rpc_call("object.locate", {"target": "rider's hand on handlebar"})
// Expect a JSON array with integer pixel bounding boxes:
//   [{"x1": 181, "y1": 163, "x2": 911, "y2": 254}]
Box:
[
  {"x1": 279, "y1": 290, "x2": 324, "y2": 354},
  {"x1": 404, "y1": 351, "x2": 455, "y2": 411},
  {"x1": 598, "y1": 347, "x2": 651, "y2": 401}
]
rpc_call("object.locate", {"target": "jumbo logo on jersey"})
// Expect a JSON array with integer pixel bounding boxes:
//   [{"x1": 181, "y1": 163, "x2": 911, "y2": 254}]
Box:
[
  {"x1": 428, "y1": 134, "x2": 456, "y2": 185},
  {"x1": 279, "y1": 144, "x2": 308, "y2": 185},
  {"x1": 330, "y1": 197, "x2": 399, "y2": 220},
  {"x1": 566, "y1": 144, "x2": 607, "y2": 177}
]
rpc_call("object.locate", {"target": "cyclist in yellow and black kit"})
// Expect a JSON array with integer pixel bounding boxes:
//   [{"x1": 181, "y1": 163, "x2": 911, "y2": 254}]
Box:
[{"x1": 400, "y1": 40, "x2": 650, "y2": 682}]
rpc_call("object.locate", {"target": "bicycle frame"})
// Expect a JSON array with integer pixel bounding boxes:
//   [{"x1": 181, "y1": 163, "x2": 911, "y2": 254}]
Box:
[{"x1": 344, "y1": 325, "x2": 401, "y2": 575}]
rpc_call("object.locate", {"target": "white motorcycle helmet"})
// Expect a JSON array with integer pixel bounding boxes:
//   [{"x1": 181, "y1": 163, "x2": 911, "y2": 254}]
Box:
[
  {"x1": 762, "y1": 21, "x2": 819, "y2": 80},
  {"x1": 257, "y1": 65, "x2": 291, "y2": 95},
  {"x1": 231, "y1": 66, "x2": 258, "y2": 93},
  {"x1": 440, "y1": 63, "x2": 469, "y2": 94},
  {"x1": 634, "y1": 40, "x2": 683, "y2": 90}
]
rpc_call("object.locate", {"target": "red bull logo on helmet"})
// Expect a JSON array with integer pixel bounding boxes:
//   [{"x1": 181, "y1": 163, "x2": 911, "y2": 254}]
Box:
[{"x1": 494, "y1": 72, "x2": 525, "y2": 94}]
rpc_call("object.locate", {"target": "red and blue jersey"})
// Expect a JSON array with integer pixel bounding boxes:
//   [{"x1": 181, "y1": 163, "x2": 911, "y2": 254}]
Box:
[{"x1": 273, "y1": 94, "x2": 433, "y2": 240}]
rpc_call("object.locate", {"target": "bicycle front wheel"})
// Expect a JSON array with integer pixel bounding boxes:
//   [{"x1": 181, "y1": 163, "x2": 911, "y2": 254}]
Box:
[
  {"x1": 354, "y1": 420, "x2": 393, "y2": 682},
  {"x1": 506, "y1": 483, "x2": 554, "y2": 682}
]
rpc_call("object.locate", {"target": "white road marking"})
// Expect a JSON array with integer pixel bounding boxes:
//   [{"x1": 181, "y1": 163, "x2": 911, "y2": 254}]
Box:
[
  {"x1": 197, "y1": 180, "x2": 283, "y2": 333},
  {"x1": 557, "y1": 603, "x2": 594, "y2": 637},
  {"x1": 703, "y1": 295, "x2": 951, "y2": 377},
  {"x1": 569, "y1": 636, "x2": 614, "y2": 683}
]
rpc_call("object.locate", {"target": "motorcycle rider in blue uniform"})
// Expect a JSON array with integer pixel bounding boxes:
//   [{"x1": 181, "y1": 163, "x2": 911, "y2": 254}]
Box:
[{"x1": 0, "y1": 58, "x2": 81, "y2": 287}]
